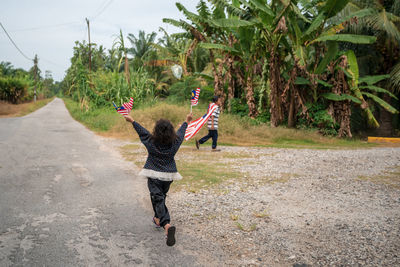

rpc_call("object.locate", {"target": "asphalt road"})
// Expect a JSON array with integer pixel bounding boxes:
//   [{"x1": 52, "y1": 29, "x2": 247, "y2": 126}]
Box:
[{"x1": 0, "y1": 98, "x2": 201, "y2": 266}]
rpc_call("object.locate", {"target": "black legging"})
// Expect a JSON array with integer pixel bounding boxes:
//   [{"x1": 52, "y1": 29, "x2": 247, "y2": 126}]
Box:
[
  {"x1": 199, "y1": 129, "x2": 218, "y2": 149},
  {"x1": 147, "y1": 178, "x2": 173, "y2": 227}
]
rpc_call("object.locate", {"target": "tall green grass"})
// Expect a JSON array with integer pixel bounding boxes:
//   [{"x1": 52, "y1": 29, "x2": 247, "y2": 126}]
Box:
[{"x1": 64, "y1": 98, "x2": 119, "y2": 132}]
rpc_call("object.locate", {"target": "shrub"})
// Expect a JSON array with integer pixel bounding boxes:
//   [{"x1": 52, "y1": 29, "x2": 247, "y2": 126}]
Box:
[
  {"x1": 0, "y1": 76, "x2": 28, "y2": 103},
  {"x1": 297, "y1": 103, "x2": 339, "y2": 136}
]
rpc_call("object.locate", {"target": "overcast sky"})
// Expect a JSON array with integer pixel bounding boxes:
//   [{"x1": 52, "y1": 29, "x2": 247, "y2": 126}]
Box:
[{"x1": 0, "y1": 0, "x2": 199, "y2": 81}]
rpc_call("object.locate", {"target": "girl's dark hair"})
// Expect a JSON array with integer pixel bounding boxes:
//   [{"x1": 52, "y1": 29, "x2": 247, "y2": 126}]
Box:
[
  {"x1": 212, "y1": 95, "x2": 219, "y2": 103},
  {"x1": 151, "y1": 119, "x2": 177, "y2": 145}
]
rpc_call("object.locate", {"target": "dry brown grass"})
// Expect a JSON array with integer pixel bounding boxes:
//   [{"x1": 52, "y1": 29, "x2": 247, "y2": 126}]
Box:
[
  {"x1": 0, "y1": 98, "x2": 53, "y2": 117},
  {"x1": 104, "y1": 102, "x2": 375, "y2": 148}
]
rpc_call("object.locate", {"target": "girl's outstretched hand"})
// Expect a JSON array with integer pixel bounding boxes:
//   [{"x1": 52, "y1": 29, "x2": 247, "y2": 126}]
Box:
[
  {"x1": 186, "y1": 113, "x2": 193, "y2": 124},
  {"x1": 124, "y1": 115, "x2": 134, "y2": 123}
]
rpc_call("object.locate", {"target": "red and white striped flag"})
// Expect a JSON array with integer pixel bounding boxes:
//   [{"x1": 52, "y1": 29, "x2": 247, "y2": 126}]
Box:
[
  {"x1": 191, "y1": 88, "x2": 201, "y2": 106},
  {"x1": 185, "y1": 103, "x2": 218, "y2": 140},
  {"x1": 113, "y1": 97, "x2": 134, "y2": 116}
]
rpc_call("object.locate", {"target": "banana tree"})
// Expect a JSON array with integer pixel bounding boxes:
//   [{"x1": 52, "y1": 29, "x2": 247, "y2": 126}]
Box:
[
  {"x1": 112, "y1": 30, "x2": 130, "y2": 84},
  {"x1": 164, "y1": 1, "x2": 237, "y2": 105},
  {"x1": 235, "y1": 0, "x2": 294, "y2": 126},
  {"x1": 323, "y1": 50, "x2": 398, "y2": 123},
  {"x1": 283, "y1": 0, "x2": 376, "y2": 131},
  {"x1": 338, "y1": 0, "x2": 400, "y2": 135}
]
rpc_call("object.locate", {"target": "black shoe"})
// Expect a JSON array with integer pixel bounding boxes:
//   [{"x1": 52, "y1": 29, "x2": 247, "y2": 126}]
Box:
[
  {"x1": 195, "y1": 139, "x2": 200, "y2": 150},
  {"x1": 166, "y1": 226, "x2": 176, "y2": 246}
]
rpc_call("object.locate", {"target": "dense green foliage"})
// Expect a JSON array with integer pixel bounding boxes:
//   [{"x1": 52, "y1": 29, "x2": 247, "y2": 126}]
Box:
[
  {"x1": 0, "y1": 61, "x2": 58, "y2": 103},
  {"x1": 59, "y1": 0, "x2": 400, "y2": 137}
]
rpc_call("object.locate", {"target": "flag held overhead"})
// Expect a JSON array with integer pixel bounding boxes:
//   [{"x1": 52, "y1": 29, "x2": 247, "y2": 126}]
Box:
[
  {"x1": 191, "y1": 88, "x2": 201, "y2": 106},
  {"x1": 113, "y1": 97, "x2": 134, "y2": 116}
]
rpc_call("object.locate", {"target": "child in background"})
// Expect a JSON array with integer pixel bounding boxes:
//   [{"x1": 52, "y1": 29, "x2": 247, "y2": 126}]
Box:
[
  {"x1": 124, "y1": 112, "x2": 192, "y2": 246},
  {"x1": 196, "y1": 95, "x2": 221, "y2": 151}
]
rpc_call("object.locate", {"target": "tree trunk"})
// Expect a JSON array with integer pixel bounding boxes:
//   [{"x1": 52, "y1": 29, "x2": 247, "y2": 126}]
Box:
[
  {"x1": 214, "y1": 56, "x2": 226, "y2": 111},
  {"x1": 269, "y1": 48, "x2": 283, "y2": 127},
  {"x1": 185, "y1": 39, "x2": 198, "y2": 75},
  {"x1": 376, "y1": 94, "x2": 393, "y2": 136},
  {"x1": 226, "y1": 55, "x2": 235, "y2": 113},
  {"x1": 124, "y1": 53, "x2": 130, "y2": 84},
  {"x1": 283, "y1": 60, "x2": 298, "y2": 128},
  {"x1": 245, "y1": 68, "x2": 258, "y2": 118},
  {"x1": 209, "y1": 50, "x2": 219, "y2": 94},
  {"x1": 288, "y1": 90, "x2": 295, "y2": 127},
  {"x1": 329, "y1": 56, "x2": 352, "y2": 138}
]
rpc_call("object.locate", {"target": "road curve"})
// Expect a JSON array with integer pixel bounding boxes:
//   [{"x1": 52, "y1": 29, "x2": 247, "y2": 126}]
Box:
[{"x1": 0, "y1": 98, "x2": 202, "y2": 266}]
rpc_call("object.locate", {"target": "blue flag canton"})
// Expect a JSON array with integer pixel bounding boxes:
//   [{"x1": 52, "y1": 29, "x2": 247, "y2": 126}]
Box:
[
  {"x1": 113, "y1": 102, "x2": 126, "y2": 111},
  {"x1": 191, "y1": 90, "x2": 197, "y2": 100}
]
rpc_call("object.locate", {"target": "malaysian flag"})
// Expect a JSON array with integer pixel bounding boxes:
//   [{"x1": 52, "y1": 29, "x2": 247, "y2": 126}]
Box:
[
  {"x1": 185, "y1": 103, "x2": 218, "y2": 140},
  {"x1": 113, "y1": 97, "x2": 134, "y2": 116},
  {"x1": 191, "y1": 88, "x2": 201, "y2": 106}
]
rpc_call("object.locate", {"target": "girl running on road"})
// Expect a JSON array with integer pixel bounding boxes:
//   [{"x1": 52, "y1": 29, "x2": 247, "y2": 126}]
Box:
[{"x1": 124, "y1": 112, "x2": 192, "y2": 246}]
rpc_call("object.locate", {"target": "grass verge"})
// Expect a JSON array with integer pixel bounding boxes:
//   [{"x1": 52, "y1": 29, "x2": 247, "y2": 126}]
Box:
[
  {"x1": 0, "y1": 98, "x2": 54, "y2": 117},
  {"x1": 63, "y1": 99, "x2": 378, "y2": 149},
  {"x1": 63, "y1": 98, "x2": 120, "y2": 132},
  {"x1": 119, "y1": 143, "x2": 242, "y2": 192}
]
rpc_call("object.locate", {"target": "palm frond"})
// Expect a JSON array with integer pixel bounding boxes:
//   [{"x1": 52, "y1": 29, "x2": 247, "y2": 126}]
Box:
[
  {"x1": 389, "y1": 62, "x2": 400, "y2": 93},
  {"x1": 366, "y1": 10, "x2": 400, "y2": 41}
]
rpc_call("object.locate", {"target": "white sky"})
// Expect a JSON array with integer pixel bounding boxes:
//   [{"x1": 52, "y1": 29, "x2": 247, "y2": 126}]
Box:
[{"x1": 0, "y1": 0, "x2": 199, "y2": 81}]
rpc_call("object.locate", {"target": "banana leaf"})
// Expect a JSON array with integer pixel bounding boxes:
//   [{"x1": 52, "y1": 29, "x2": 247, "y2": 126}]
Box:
[
  {"x1": 359, "y1": 85, "x2": 398, "y2": 100},
  {"x1": 346, "y1": 50, "x2": 359, "y2": 88},
  {"x1": 291, "y1": 2, "x2": 311, "y2": 23},
  {"x1": 317, "y1": 79, "x2": 333, "y2": 88},
  {"x1": 295, "y1": 77, "x2": 311, "y2": 85},
  {"x1": 359, "y1": 74, "x2": 390, "y2": 85},
  {"x1": 199, "y1": 42, "x2": 240, "y2": 53},
  {"x1": 211, "y1": 18, "x2": 256, "y2": 28},
  {"x1": 162, "y1": 18, "x2": 192, "y2": 31},
  {"x1": 311, "y1": 34, "x2": 377, "y2": 44},
  {"x1": 321, "y1": 92, "x2": 362, "y2": 104},
  {"x1": 248, "y1": 0, "x2": 274, "y2": 17},
  {"x1": 329, "y1": 8, "x2": 375, "y2": 26},
  {"x1": 315, "y1": 41, "x2": 338, "y2": 74},
  {"x1": 362, "y1": 92, "x2": 399, "y2": 114},
  {"x1": 323, "y1": 0, "x2": 350, "y2": 19},
  {"x1": 304, "y1": 12, "x2": 325, "y2": 36},
  {"x1": 294, "y1": 46, "x2": 307, "y2": 66},
  {"x1": 344, "y1": 51, "x2": 380, "y2": 127},
  {"x1": 176, "y1": 3, "x2": 201, "y2": 23}
]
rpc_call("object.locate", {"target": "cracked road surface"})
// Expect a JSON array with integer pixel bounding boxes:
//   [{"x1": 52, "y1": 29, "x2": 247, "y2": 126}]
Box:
[{"x1": 0, "y1": 98, "x2": 203, "y2": 266}]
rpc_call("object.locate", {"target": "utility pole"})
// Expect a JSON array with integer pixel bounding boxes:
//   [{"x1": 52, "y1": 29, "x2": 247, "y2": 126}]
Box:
[
  {"x1": 33, "y1": 55, "x2": 38, "y2": 102},
  {"x1": 86, "y1": 18, "x2": 92, "y2": 73}
]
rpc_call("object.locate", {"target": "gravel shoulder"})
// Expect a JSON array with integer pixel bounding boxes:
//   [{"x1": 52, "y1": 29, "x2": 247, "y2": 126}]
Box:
[
  {"x1": 169, "y1": 146, "x2": 400, "y2": 266},
  {"x1": 107, "y1": 134, "x2": 400, "y2": 266}
]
